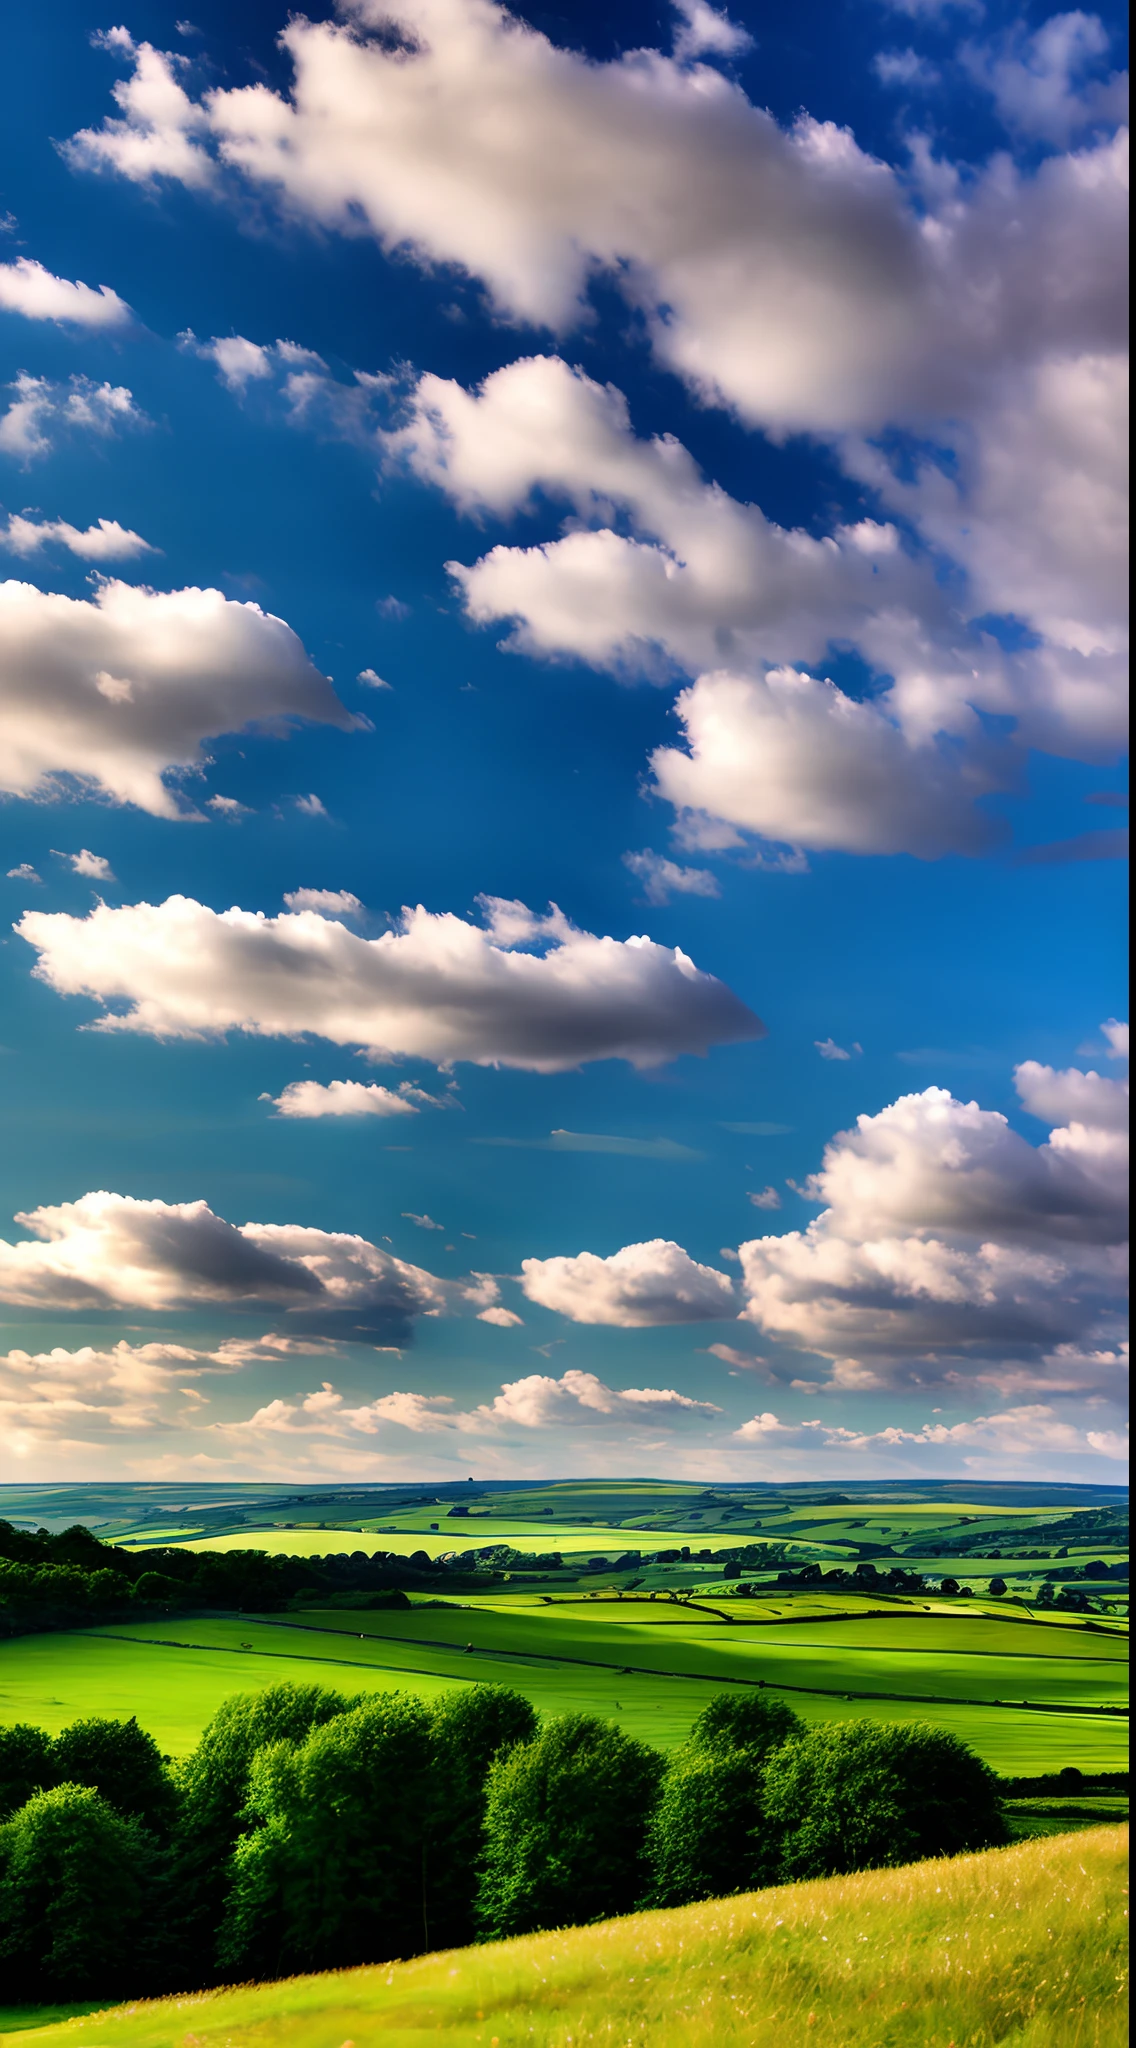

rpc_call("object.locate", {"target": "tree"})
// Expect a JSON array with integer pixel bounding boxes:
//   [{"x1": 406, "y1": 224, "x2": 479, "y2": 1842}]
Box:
[
  {"x1": 0, "y1": 1723, "x2": 55, "y2": 1821},
  {"x1": 217, "y1": 1692, "x2": 435, "y2": 1978},
  {"x1": 426, "y1": 1685, "x2": 538, "y2": 1950},
  {"x1": 990, "y1": 1576, "x2": 1008, "y2": 1595},
  {"x1": 763, "y1": 1719, "x2": 1010, "y2": 1880},
  {"x1": 172, "y1": 1682, "x2": 357, "y2": 1968},
  {"x1": 0, "y1": 1784, "x2": 157, "y2": 2000},
  {"x1": 51, "y1": 1715, "x2": 177, "y2": 1838},
  {"x1": 476, "y1": 1713, "x2": 665, "y2": 1940},
  {"x1": 645, "y1": 1692, "x2": 803, "y2": 1907}
]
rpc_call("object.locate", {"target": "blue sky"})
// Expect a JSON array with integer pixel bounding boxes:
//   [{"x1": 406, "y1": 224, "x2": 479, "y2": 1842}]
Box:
[{"x1": 0, "y1": 0, "x2": 1127, "y2": 1485}]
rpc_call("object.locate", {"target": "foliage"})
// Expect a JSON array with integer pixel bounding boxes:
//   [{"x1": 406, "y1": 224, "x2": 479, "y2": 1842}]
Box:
[
  {"x1": 425, "y1": 1685, "x2": 538, "y2": 1950},
  {"x1": 3, "y1": 1827, "x2": 1126, "y2": 2048},
  {"x1": 0, "y1": 1724, "x2": 55, "y2": 1823},
  {"x1": 0, "y1": 1785, "x2": 159, "y2": 2001},
  {"x1": 172, "y1": 1683, "x2": 358, "y2": 1967},
  {"x1": 764, "y1": 1717, "x2": 1011, "y2": 1879},
  {"x1": 476, "y1": 1712, "x2": 665, "y2": 1940},
  {"x1": 216, "y1": 1693, "x2": 435, "y2": 1977},
  {"x1": 646, "y1": 1692, "x2": 805, "y2": 1906},
  {"x1": 50, "y1": 1717, "x2": 177, "y2": 1840}
]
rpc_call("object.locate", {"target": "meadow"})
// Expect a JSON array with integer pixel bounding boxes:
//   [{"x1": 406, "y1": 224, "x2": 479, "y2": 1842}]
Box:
[
  {"x1": 2, "y1": 1593, "x2": 1127, "y2": 1774},
  {"x1": 0, "y1": 1825, "x2": 1126, "y2": 2048},
  {"x1": 2, "y1": 1479, "x2": 1127, "y2": 1777}
]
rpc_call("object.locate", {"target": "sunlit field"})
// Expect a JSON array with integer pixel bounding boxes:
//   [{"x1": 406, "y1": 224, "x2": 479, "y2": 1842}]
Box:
[{"x1": 0, "y1": 1827, "x2": 1125, "y2": 2048}]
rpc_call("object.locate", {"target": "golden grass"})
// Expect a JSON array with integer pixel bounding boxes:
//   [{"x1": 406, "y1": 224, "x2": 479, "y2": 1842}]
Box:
[{"x1": 2, "y1": 1826, "x2": 1126, "y2": 2048}]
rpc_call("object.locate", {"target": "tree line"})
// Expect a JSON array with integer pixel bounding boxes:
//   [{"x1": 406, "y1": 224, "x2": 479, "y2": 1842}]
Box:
[{"x1": 0, "y1": 1682, "x2": 1009, "y2": 2003}]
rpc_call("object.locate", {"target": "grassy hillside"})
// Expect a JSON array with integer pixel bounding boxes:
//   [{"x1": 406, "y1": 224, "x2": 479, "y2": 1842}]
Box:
[
  {"x1": 3, "y1": 1593, "x2": 1126, "y2": 1772},
  {"x1": 0, "y1": 1826, "x2": 1125, "y2": 2047}
]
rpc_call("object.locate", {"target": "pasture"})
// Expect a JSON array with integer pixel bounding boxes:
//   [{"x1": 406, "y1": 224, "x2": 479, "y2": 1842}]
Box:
[
  {"x1": 2, "y1": 1592, "x2": 1126, "y2": 1773},
  {"x1": 0, "y1": 1826, "x2": 1126, "y2": 2048}
]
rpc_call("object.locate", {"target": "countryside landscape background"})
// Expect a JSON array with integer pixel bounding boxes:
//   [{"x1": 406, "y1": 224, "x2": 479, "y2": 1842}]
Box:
[{"x1": 0, "y1": 0, "x2": 1128, "y2": 2038}]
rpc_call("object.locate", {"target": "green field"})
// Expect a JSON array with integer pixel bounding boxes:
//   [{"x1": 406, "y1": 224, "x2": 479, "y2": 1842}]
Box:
[
  {"x1": 2, "y1": 1592, "x2": 1126, "y2": 1773},
  {"x1": 3, "y1": 1480, "x2": 1127, "y2": 1778},
  {"x1": 0, "y1": 1826, "x2": 1125, "y2": 2048}
]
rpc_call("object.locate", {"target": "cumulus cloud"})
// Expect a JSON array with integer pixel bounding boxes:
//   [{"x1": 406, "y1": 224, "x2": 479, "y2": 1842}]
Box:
[
  {"x1": 265, "y1": 1078, "x2": 431, "y2": 1118},
  {"x1": 1, "y1": 514, "x2": 155, "y2": 561},
  {"x1": 747, "y1": 1187, "x2": 781, "y2": 1210},
  {"x1": 0, "y1": 374, "x2": 144, "y2": 463},
  {"x1": 0, "y1": 578, "x2": 354, "y2": 816},
  {"x1": 0, "y1": 257, "x2": 131, "y2": 328},
  {"x1": 78, "y1": 18, "x2": 1125, "y2": 860},
  {"x1": 652, "y1": 668, "x2": 1010, "y2": 860},
  {"x1": 0, "y1": 1338, "x2": 227, "y2": 1461},
  {"x1": 6, "y1": 863, "x2": 41, "y2": 883},
  {"x1": 282, "y1": 888, "x2": 363, "y2": 916},
  {"x1": 520, "y1": 1238, "x2": 735, "y2": 1326},
  {"x1": 671, "y1": 2, "x2": 752, "y2": 63},
  {"x1": 736, "y1": 1053, "x2": 1129, "y2": 1391},
  {"x1": 962, "y1": 12, "x2": 1129, "y2": 145},
  {"x1": 227, "y1": 1365, "x2": 720, "y2": 1443},
  {"x1": 732, "y1": 1401, "x2": 1128, "y2": 1471},
  {"x1": 623, "y1": 850, "x2": 719, "y2": 904},
  {"x1": 1014, "y1": 1053, "x2": 1128, "y2": 1131},
  {"x1": 66, "y1": 5, "x2": 1126, "y2": 437},
  {"x1": 17, "y1": 892, "x2": 761, "y2": 1073},
  {"x1": 65, "y1": 849, "x2": 115, "y2": 881},
  {"x1": 0, "y1": 1190, "x2": 503, "y2": 1341}
]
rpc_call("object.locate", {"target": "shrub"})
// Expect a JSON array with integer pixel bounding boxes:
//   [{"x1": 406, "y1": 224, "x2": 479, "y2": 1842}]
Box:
[
  {"x1": 51, "y1": 1715, "x2": 177, "y2": 1838},
  {"x1": 476, "y1": 1713, "x2": 665, "y2": 1940},
  {"x1": 426, "y1": 1685, "x2": 538, "y2": 1950},
  {"x1": 0, "y1": 1783, "x2": 157, "y2": 1999},
  {"x1": 764, "y1": 1719, "x2": 1010, "y2": 1880},
  {"x1": 646, "y1": 1693, "x2": 804, "y2": 1907},
  {"x1": 217, "y1": 1692, "x2": 435, "y2": 1977},
  {"x1": 0, "y1": 1722, "x2": 56, "y2": 1821}
]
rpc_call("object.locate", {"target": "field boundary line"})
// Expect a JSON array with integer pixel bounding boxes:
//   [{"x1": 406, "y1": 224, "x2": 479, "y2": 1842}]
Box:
[{"x1": 77, "y1": 1625, "x2": 1129, "y2": 1719}]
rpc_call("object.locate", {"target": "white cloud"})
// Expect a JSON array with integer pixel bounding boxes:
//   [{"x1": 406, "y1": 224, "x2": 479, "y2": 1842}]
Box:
[
  {"x1": 225, "y1": 1364, "x2": 720, "y2": 1446},
  {"x1": 67, "y1": 6, "x2": 1126, "y2": 438},
  {"x1": 1101, "y1": 1018, "x2": 1129, "y2": 1060},
  {"x1": 294, "y1": 793, "x2": 329, "y2": 817},
  {"x1": 747, "y1": 1186, "x2": 781, "y2": 1210},
  {"x1": 520, "y1": 1238, "x2": 735, "y2": 1326},
  {"x1": 816, "y1": 1037, "x2": 861, "y2": 1061},
  {"x1": 477, "y1": 1305, "x2": 524, "y2": 1327},
  {"x1": 0, "y1": 1189, "x2": 505, "y2": 1340},
  {"x1": 703, "y1": 1341, "x2": 769, "y2": 1370},
  {"x1": 623, "y1": 849, "x2": 719, "y2": 904},
  {"x1": 402, "y1": 1211, "x2": 444, "y2": 1229},
  {"x1": 1, "y1": 514, "x2": 155, "y2": 561},
  {"x1": 671, "y1": 2, "x2": 752, "y2": 63},
  {"x1": 282, "y1": 888, "x2": 363, "y2": 916},
  {"x1": 0, "y1": 578, "x2": 353, "y2": 817},
  {"x1": 962, "y1": 12, "x2": 1128, "y2": 145},
  {"x1": 736, "y1": 1062, "x2": 1129, "y2": 1389},
  {"x1": 1014, "y1": 1047, "x2": 1129, "y2": 1131},
  {"x1": 0, "y1": 257, "x2": 131, "y2": 328},
  {"x1": 207, "y1": 793, "x2": 251, "y2": 818},
  {"x1": 386, "y1": 357, "x2": 950, "y2": 685},
  {"x1": 16, "y1": 892, "x2": 761, "y2": 1073},
  {"x1": 66, "y1": 849, "x2": 115, "y2": 881},
  {"x1": 265, "y1": 1079, "x2": 424, "y2": 1118},
  {"x1": 0, "y1": 1338, "x2": 228, "y2": 1462},
  {"x1": 732, "y1": 1401, "x2": 1128, "y2": 1472},
  {"x1": 0, "y1": 374, "x2": 144, "y2": 463},
  {"x1": 873, "y1": 50, "x2": 940, "y2": 88},
  {"x1": 7, "y1": 863, "x2": 41, "y2": 883},
  {"x1": 651, "y1": 668, "x2": 1009, "y2": 860},
  {"x1": 357, "y1": 667, "x2": 391, "y2": 689}
]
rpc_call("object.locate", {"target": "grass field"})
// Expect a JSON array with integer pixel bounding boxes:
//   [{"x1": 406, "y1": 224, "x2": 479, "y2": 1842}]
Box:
[
  {"x1": 1, "y1": 1594, "x2": 1126, "y2": 1773},
  {"x1": 0, "y1": 1826, "x2": 1125, "y2": 2047}
]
